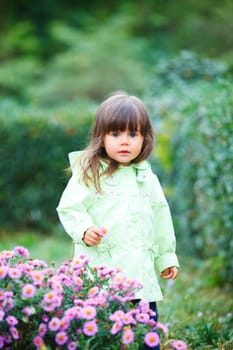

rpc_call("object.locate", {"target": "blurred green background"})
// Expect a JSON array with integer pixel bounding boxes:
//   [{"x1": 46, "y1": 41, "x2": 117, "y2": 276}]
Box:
[{"x1": 0, "y1": 1, "x2": 233, "y2": 348}]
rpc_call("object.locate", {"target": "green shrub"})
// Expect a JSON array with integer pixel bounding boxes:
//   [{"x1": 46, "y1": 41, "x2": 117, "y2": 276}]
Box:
[
  {"x1": 0, "y1": 58, "x2": 42, "y2": 99},
  {"x1": 155, "y1": 50, "x2": 228, "y2": 83},
  {"x1": 171, "y1": 81, "x2": 233, "y2": 285},
  {"x1": 0, "y1": 99, "x2": 95, "y2": 230},
  {"x1": 145, "y1": 52, "x2": 233, "y2": 285}
]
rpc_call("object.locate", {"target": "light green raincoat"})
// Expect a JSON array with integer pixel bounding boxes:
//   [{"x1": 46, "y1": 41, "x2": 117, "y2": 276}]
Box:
[{"x1": 57, "y1": 151, "x2": 179, "y2": 301}]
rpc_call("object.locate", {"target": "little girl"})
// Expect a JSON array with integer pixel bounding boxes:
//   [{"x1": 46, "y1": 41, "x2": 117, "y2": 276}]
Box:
[{"x1": 57, "y1": 92, "x2": 179, "y2": 350}]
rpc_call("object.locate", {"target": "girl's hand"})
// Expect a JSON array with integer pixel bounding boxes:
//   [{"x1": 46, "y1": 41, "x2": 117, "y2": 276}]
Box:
[
  {"x1": 82, "y1": 227, "x2": 102, "y2": 246},
  {"x1": 160, "y1": 266, "x2": 179, "y2": 280}
]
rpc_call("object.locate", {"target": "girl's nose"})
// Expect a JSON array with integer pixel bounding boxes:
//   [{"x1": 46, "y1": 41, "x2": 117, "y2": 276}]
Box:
[{"x1": 120, "y1": 133, "x2": 129, "y2": 144}]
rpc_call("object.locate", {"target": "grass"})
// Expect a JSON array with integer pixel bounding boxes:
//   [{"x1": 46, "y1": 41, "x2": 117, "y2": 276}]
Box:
[
  {"x1": 158, "y1": 257, "x2": 233, "y2": 349},
  {"x1": 0, "y1": 228, "x2": 71, "y2": 264},
  {"x1": 1, "y1": 229, "x2": 232, "y2": 349}
]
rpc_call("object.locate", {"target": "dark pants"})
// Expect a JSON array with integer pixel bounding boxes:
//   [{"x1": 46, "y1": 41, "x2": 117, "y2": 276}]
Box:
[{"x1": 131, "y1": 300, "x2": 160, "y2": 350}]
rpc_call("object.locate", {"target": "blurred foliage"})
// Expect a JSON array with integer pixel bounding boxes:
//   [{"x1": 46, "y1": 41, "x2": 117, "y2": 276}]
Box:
[
  {"x1": 1, "y1": 0, "x2": 233, "y2": 61},
  {"x1": 26, "y1": 17, "x2": 149, "y2": 104},
  {"x1": 0, "y1": 15, "x2": 149, "y2": 104},
  {"x1": 0, "y1": 99, "x2": 95, "y2": 229},
  {"x1": 1, "y1": 1, "x2": 233, "y2": 104},
  {"x1": 146, "y1": 51, "x2": 233, "y2": 286},
  {"x1": 0, "y1": 58, "x2": 42, "y2": 99},
  {"x1": 0, "y1": 21, "x2": 41, "y2": 58}
]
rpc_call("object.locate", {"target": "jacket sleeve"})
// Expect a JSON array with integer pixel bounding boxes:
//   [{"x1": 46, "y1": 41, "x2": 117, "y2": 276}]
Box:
[
  {"x1": 151, "y1": 174, "x2": 180, "y2": 273},
  {"x1": 56, "y1": 174, "x2": 95, "y2": 245}
]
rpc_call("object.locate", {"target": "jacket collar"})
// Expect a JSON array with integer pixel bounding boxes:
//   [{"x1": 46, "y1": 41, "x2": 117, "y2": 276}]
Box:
[
  {"x1": 69, "y1": 151, "x2": 150, "y2": 183},
  {"x1": 100, "y1": 159, "x2": 150, "y2": 183}
]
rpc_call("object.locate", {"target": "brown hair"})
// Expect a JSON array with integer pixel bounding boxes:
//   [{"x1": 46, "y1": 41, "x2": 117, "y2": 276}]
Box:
[{"x1": 80, "y1": 91, "x2": 154, "y2": 191}]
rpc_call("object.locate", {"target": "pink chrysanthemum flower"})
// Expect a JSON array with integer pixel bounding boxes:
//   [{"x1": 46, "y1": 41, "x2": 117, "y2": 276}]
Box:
[
  {"x1": 157, "y1": 321, "x2": 169, "y2": 335},
  {"x1": 73, "y1": 276, "x2": 83, "y2": 288},
  {"x1": 3, "y1": 333, "x2": 11, "y2": 344},
  {"x1": 50, "y1": 279, "x2": 63, "y2": 293},
  {"x1": 68, "y1": 342, "x2": 77, "y2": 350},
  {"x1": 99, "y1": 227, "x2": 108, "y2": 237},
  {"x1": 0, "y1": 266, "x2": 8, "y2": 279},
  {"x1": 43, "y1": 291, "x2": 57, "y2": 304},
  {"x1": 1, "y1": 250, "x2": 14, "y2": 260},
  {"x1": 33, "y1": 335, "x2": 44, "y2": 348},
  {"x1": 6, "y1": 315, "x2": 18, "y2": 326},
  {"x1": 31, "y1": 270, "x2": 44, "y2": 285},
  {"x1": 42, "y1": 303, "x2": 57, "y2": 313},
  {"x1": 42, "y1": 314, "x2": 49, "y2": 323},
  {"x1": 136, "y1": 313, "x2": 150, "y2": 323},
  {"x1": 76, "y1": 328, "x2": 82, "y2": 334},
  {"x1": 31, "y1": 259, "x2": 48, "y2": 269},
  {"x1": 122, "y1": 312, "x2": 136, "y2": 325},
  {"x1": 0, "y1": 336, "x2": 4, "y2": 348},
  {"x1": 109, "y1": 310, "x2": 124, "y2": 322},
  {"x1": 0, "y1": 290, "x2": 5, "y2": 301},
  {"x1": 83, "y1": 320, "x2": 98, "y2": 336},
  {"x1": 128, "y1": 308, "x2": 140, "y2": 316},
  {"x1": 144, "y1": 332, "x2": 160, "y2": 347},
  {"x1": 0, "y1": 310, "x2": 5, "y2": 321},
  {"x1": 10, "y1": 326, "x2": 19, "y2": 340},
  {"x1": 22, "y1": 284, "x2": 36, "y2": 298},
  {"x1": 171, "y1": 340, "x2": 188, "y2": 350},
  {"x1": 71, "y1": 256, "x2": 88, "y2": 270},
  {"x1": 60, "y1": 316, "x2": 70, "y2": 331},
  {"x1": 88, "y1": 286, "x2": 99, "y2": 298},
  {"x1": 64, "y1": 306, "x2": 75, "y2": 319},
  {"x1": 38, "y1": 323, "x2": 47, "y2": 336},
  {"x1": 122, "y1": 328, "x2": 134, "y2": 345},
  {"x1": 99, "y1": 290, "x2": 109, "y2": 299},
  {"x1": 55, "y1": 331, "x2": 68, "y2": 345},
  {"x1": 14, "y1": 246, "x2": 29, "y2": 257},
  {"x1": 3, "y1": 296, "x2": 14, "y2": 312},
  {"x1": 48, "y1": 317, "x2": 61, "y2": 331},
  {"x1": 8, "y1": 267, "x2": 22, "y2": 280},
  {"x1": 148, "y1": 319, "x2": 157, "y2": 328},
  {"x1": 123, "y1": 277, "x2": 134, "y2": 289},
  {"x1": 5, "y1": 291, "x2": 13, "y2": 298},
  {"x1": 139, "y1": 300, "x2": 150, "y2": 313},
  {"x1": 110, "y1": 321, "x2": 123, "y2": 335},
  {"x1": 81, "y1": 305, "x2": 97, "y2": 320},
  {"x1": 20, "y1": 263, "x2": 32, "y2": 275},
  {"x1": 74, "y1": 299, "x2": 85, "y2": 307},
  {"x1": 112, "y1": 272, "x2": 125, "y2": 286}
]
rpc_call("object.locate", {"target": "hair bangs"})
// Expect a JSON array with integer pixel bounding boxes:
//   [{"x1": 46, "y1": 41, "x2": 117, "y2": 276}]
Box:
[{"x1": 105, "y1": 102, "x2": 144, "y2": 134}]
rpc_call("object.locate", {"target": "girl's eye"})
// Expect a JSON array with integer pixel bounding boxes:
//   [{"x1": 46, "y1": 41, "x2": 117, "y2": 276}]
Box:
[
  {"x1": 111, "y1": 131, "x2": 119, "y2": 137},
  {"x1": 129, "y1": 131, "x2": 137, "y2": 137}
]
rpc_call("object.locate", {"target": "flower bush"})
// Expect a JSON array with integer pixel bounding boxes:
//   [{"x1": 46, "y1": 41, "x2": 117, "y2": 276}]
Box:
[{"x1": 0, "y1": 247, "x2": 187, "y2": 349}]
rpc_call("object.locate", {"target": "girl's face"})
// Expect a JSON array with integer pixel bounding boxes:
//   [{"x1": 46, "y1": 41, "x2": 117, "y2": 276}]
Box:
[{"x1": 103, "y1": 129, "x2": 144, "y2": 166}]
